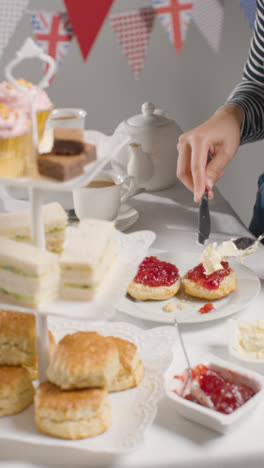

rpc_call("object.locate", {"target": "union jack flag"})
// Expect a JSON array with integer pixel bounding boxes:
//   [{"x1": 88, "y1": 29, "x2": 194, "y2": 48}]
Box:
[
  {"x1": 152, "y1": 0, "x2": 195, "y2": 53},
  {"x1": 29, "y1": 10, "x2": 74, "y2": 82}
]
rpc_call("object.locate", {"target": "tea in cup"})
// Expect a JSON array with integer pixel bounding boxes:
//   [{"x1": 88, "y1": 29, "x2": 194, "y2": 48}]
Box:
[{"x1": 73, "y1": 171, "x2": 134, "y2": 221}]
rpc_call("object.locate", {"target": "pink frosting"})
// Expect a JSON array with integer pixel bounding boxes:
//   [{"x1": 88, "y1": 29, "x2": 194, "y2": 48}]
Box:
[
  {"x1": 0, "y1": 104, "x2": 31, "y2": 138},
  {"x1": 0, "y1": 79, "x2": 52, "y2": 113}
]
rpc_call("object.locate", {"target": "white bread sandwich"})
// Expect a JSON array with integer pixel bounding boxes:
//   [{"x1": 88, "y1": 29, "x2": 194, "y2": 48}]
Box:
[
  {"x1": 60, "y1": 219, "x2": 117, "y2": 301},
  {"x1": 0, "y1": 202, "x2": 67, "y2": 254},
  {"x1": 0, "y1": 237, "x2": 60, "y2": 309}
]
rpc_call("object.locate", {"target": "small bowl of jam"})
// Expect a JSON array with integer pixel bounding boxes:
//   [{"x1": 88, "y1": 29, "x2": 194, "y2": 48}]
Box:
[{"x1": 165, "y1": 354, "x2": 264, "y2": 433}]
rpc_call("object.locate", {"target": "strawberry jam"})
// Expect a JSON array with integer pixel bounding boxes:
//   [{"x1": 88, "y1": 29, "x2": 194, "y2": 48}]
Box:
[
  {"x1": 175, "y1": 364, "x2": 256, "y2": 414},
  {"x1": 199, "y1": 303, "x2": 215, "y2": 314},
  {"x1": 133, "y1": 256, "x2": 179, "y2": 287},
  {"x1": 187, "y1": 261, "x2": 230, "y2": 290}
]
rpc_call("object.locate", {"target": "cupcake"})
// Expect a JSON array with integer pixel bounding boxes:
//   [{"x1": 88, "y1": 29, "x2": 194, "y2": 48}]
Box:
[
  {"x1": 0, "y1": 79, "x2": 53, "y2": 141},
  {"x1": 0, "y1": 104, "x2": 32, "y2": 177}
]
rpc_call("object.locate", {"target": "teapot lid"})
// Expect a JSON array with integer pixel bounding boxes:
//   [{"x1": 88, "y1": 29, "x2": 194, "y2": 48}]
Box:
[{"x1": 126, "y1": 102, "x2": 169, "y2": 128}]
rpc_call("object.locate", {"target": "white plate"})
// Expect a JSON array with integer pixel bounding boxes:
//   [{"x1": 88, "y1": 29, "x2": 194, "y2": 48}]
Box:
[
  {"x1": 115, "y1": 203, "x2": 139, "y2": 232},
  {"x1": 0, "y1": 320, "x2": 177, "y2": 454},
  {"x1": 165, "y1": 352, "x2": 264, "y2": 434},
  {"x1": 116, "y1": 250, "x2": 261, "y2": 324},
  {"x1": 0, "y1": 230, "x2": 155, "y2": 321}
]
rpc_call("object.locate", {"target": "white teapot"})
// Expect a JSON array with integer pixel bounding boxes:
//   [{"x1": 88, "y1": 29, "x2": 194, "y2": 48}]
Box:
[{"x1": 85, "y1": 102, "x2": 182, "y2": 193}]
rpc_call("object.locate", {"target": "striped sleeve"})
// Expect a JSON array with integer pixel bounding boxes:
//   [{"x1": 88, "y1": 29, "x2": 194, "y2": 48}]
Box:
[{"x1": 225, "y1": 0, "x2": 264, "y2": 144}]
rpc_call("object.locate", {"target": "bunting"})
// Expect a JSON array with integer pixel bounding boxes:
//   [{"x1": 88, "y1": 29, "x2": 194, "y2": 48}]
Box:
[
  {"x1": 152, "y1": 0, "x2": 195, "y2": 54},
  {"x1": 29, "y1": 10, "x2": 73, "y2": 83},
  {"x1": 192, "y1": 0, "x2": 224, "y2": 53},
  {"x1": 110, "y1": 7, "x2": 155, "y2": 78},
  {"x1": 0, "y1": 0, "x2": 28, "y2": 60},
  {"x1": 239, "y1": 0, "x2": 257, "y2": 30},
  {"x1": 64, "y1": 0, "x2": 114, "y2": 61}
]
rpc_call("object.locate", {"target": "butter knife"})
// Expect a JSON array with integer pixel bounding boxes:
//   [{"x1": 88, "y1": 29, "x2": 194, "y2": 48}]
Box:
[
  {"x1": 198, "y1": 191, "x2": 210, "y2": 245},
  {"x1": 198, "y1": 153, "x2": 213, "y2": 245}
]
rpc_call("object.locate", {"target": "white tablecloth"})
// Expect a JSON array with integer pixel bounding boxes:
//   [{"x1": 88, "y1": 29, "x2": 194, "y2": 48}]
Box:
[{"x1": 1, "y1": 183, "x2": 264, "y2": 468}]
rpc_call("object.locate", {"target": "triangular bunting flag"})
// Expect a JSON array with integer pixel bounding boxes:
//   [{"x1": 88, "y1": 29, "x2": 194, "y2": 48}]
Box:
[
  {"x1": 0, "y1": 0, "x2": 29, "y2": 60},
  {"x1": 239, "y1": 0, "x2": 257, "y2": 30},
  {"x1": 192, "y1": 0, "x2": 224, "y2": 53},
  {"x1": 64, "y1": 0, "x2": 114, "y2": 61},
  {"x1": 152, "y1": 0, "x2": 195, "y2": 54},
  {"x1": 29, "y1": 10, "x2": 74, "y2": 83},
  {"x1": 110, "y1": 7, "x2": 155, "y2": 79}
]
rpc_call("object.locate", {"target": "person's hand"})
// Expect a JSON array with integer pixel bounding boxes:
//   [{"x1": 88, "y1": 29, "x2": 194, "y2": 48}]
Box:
[{"x1": 176, "y1": 104, "x2": 244, "y2": 202}]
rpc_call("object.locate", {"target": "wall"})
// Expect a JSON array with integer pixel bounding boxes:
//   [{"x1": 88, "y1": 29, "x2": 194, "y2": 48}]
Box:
[{"x1": 0, "y1": 0, "x2": 262, "y2": 226}]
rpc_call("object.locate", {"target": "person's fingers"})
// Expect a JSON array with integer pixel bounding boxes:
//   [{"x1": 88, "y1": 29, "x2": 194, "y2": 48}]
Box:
[
  {"x1": 177, "y1": 141, "x2": 194, "y2": 192},
  {"x1": 190, "y1": 137, "x2": 210, "y2": 202},
  {"x1": 205, "y1": 152, "x2": 230, "y2": 186}
]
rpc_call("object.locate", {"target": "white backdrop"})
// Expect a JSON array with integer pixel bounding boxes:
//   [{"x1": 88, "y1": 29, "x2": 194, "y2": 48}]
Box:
[{"x1": 0, "y1": 0, "x2": 262, "y2": 227}]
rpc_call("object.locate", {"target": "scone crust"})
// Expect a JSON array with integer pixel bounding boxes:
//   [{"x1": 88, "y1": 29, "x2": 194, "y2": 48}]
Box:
[
  {"x1": 183, "y1": 268, "x2": 236, "y2": 300},
  {"x1": 107, "y1": 337, "x2": 144, "y2": 392},
  {"x1": 0, "y1": 366, "x2": 34, "y2": 416},
  {"x1": 0, "y1": 309, "x2": 56, "y2": 380},
  {"x1": 34, "y1": 381, "x2": 112, "y2": 439},
  {"x1": 47, "y1": 331, "x2": 120, "y2": 390},
  {"x1": 0, "y1": 309, "x2": 35, "y2": 339},
  {"x1": 127, "y1": 277, "x2": 181, "y2": 301}
]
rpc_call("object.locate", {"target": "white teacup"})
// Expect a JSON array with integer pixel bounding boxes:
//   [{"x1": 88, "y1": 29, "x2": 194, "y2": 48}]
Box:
[
  {"x1": 73, "y1": 171, "x2": 134, "y2": 221},
  {"x1": 48, "y1": 108, "x2": 87, "y2": 130}
]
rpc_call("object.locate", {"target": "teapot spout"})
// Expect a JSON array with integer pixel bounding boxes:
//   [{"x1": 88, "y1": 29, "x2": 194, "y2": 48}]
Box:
[{"x1": 127, "y1": 143, "x2": 153, "y2": 188}]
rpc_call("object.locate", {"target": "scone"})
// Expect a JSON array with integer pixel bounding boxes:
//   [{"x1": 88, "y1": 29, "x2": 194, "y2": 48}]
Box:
[
  {"x1": 0, "y1": 366, "x2": 34, "y2": 417},
  {"x1": 34, "y1": 382, "x2": 112, "y2": 439},
  {"x1": 0, "y1": 309, "x2": 56, "y2": 380},
  {"x1": 46, "y1": 331, "x2": 120, "y2": 390},
  {"x1": 107, "y1": 337, "x2": 144, "y2": 392},
  {"x1": 127, "y1": 256, "x2": 181, "y2": 301},
  {"x1": 183, "y1": 261, "x2": 236, "y2": 300}
]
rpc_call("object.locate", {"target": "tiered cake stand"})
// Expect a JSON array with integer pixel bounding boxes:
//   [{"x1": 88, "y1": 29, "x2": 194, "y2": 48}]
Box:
[{"x1": 0, "y1": 38, "x2": 155, "y2": 382}]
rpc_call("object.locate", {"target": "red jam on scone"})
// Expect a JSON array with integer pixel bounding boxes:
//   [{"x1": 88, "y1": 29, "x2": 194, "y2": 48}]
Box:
[
  {"x1": 134, "y1": 256, "x2": 179, "y2": 287},
  {"x1": 187, "y1": 261, "x2": 230, "y2": 290}
]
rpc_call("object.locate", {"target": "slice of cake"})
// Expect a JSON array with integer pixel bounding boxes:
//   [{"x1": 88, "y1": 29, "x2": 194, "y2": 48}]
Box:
[
  {"x1": 53, "y1": 128, "x2": 84, "y2": 155},
  {"x1": 38, "y1": 152, "x2": 85, "y2": 181},
  {"x1": 60, "y1": 219, "x2": 117, "y2": 300},
  {"x1": 0, "y1": 202, "x2": 67, "y2": 254},
  {"x1": 0, "y1": 237, "x2": 60, "y2": 309}
]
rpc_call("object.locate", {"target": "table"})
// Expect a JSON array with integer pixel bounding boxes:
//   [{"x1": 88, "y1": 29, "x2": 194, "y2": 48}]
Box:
[{"x1": 1, "y1": 182, "x2": 264, "y2": 468}]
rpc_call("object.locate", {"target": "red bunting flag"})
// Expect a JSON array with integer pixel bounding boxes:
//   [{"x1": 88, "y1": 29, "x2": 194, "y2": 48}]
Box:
[
  {"x1": 110, "y1": 7, "x2": 155, "y2": 79},
  {"x1": 152, "y1": 0, "x2": 195, "y2": 54},
  {"x1": 64, "y1": 0, "x2": 114, "y2": 61}
]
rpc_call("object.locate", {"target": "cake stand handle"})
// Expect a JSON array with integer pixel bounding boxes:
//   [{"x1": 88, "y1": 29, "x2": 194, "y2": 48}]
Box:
[
  {"x1": 29, "y1": 187, "x2": 45, "y2": 249},
  {"x1": 5, "y1": 37, "x2": 56, "y2": 169},
  {"x1": 36, "y1": 313, "x2": 50, "y2": 383}
]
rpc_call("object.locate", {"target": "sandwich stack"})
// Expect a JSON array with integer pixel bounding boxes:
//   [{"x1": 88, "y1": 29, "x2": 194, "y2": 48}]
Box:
[
  {"x1": 60, "y1": 218, "x2": 117, "y2": 300},
  {"x1": 0, "y1": 202, "x2": 67, "y2": 254},
  {"x1": 0, "y1": 237, "x2": 60, "y2": 309}
]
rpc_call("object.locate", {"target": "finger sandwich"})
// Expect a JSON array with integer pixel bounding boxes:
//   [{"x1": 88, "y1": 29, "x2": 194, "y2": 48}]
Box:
[
  {"x1": 60, "y1": 219, "x2": 117, "y2": 300},
  {"x1": 0, "y1": 237, "x2": 60, "y2": 309},
  {"x1": 0, "y1": 202, "x2": 67, "y2": 254}
]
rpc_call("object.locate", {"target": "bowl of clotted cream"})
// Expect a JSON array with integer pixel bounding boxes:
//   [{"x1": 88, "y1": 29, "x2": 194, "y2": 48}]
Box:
[{"x1": 228, "y1": 318, "x2": 264, "y2": 372}]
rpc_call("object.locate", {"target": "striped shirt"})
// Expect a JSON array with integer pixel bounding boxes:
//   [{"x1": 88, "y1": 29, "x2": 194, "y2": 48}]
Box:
[{"x1": 226, "y1": 0, "x2": 264, "y2": 144}]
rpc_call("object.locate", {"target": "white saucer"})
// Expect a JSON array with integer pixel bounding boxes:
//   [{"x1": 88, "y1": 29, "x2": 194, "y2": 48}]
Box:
[{"x1": 115, "y1": 203, "x2": 139, "y2": 232}]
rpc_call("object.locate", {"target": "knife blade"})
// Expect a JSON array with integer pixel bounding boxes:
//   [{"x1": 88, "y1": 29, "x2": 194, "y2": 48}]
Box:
[{"x1": 198, "y1": 191, "x2": 210, "y2": 245}]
